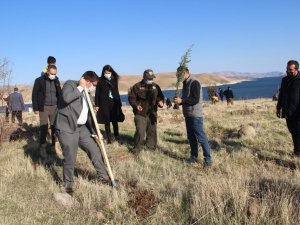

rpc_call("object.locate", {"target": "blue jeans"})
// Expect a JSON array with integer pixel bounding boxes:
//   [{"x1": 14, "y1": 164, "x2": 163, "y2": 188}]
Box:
[{"x1": 185, "y1": 117, "x2": 211, "y2": 163}]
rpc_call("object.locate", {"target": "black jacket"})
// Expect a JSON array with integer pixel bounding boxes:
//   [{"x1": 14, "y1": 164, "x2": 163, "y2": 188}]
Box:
[
  {"x1": 277, "y1": 73, "x2": 300, "y2": 118},
  {"x1": 32, "y1": 75, "x2": 62, "y2": 112},
  {"x1": 223, "y1": 89, "x2": 234, "y2": 99},
  {"x1": 128, "y1": 80, "x2": 164, "y2": 117},
  {"x1": 95, "y1": 77, "x2": 122, "y2": 124}
]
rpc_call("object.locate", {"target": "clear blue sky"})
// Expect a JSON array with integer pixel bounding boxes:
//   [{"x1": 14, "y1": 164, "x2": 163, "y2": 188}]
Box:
[{"x1": 1, "y1": 0, "x2": 299, "y2": 85}]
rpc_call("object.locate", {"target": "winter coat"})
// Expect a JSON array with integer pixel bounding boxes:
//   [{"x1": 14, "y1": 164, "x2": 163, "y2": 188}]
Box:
[{"x1": 95, "y1": 77, "x2": 122, "y2": 124}]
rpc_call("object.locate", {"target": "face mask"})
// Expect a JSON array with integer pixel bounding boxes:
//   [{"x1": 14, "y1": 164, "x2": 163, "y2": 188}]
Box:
[
  {"x1": 48, "y1": 74, "x2": 56, "y2": 80},
  {"x1": 104, "y1": 73, "x2": 112, "y2": 80},
  {"x1": 146, "y1": 80, "x2": 153, "y2": 85},
  {"x1": 88, "y1": 86, "x2": 96, "y2": 92}
]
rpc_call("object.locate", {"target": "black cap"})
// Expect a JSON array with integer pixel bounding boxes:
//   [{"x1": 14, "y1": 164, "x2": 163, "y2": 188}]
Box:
[{"x1": 143, "y1": 69, "x2": 156, "y2": 80}]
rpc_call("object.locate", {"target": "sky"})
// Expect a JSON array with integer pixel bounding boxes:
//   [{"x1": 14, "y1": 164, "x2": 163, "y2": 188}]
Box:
[{"x1": 0, "y1": 0, "x2": 299, "y2": 85}]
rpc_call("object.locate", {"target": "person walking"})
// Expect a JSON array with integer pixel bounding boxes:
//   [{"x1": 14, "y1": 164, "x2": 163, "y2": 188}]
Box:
[
  {"x1": 276, "y1": 60, "x2": 300, "y2": 157},
  {"x1": 173, "y1": 67, "x2": 212, "y2": 168},
  {"x1": 8, "y1": 87, "x2": 25, "y2": 125},
  {"x1": 52, "y1": 71, "x2": 110, "y2": 195},
  {"x1": 32, "y1": 65, "x2": 62, "y2": 162},
  {"x1": 95, "y1": 65, "x2": 124, "y2": 144},
  {"x1": 223, "y1": 86, "x2": 234, "y2": 106},
  {"x1": 218, "y1": 88, "x2": 224, "y2": 102},
  {"x1": 128, "y1": 69, "x2": 164, "y2": 154}
]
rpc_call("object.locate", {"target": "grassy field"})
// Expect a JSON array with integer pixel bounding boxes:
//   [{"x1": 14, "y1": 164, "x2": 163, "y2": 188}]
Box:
[{"x1": 0, "y1": 99, "x2": 300, "y2": 225}]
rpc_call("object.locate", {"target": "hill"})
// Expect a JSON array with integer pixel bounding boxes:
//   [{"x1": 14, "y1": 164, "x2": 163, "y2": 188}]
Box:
[
  {"x1": 1, "y1": 73, "x2": 247, "y2": 103},
  {"x1": 0, "y1": 99, "x2": 299, "y2": 224},
  {"x1": 118, "y1": 72, "x2": 247, "y2": 93}
]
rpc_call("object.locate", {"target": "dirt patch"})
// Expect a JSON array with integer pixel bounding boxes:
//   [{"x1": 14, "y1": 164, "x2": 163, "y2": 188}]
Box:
[
  {"x1": 108, "y1": 149, "x2": 132, "y2": 163},
  {"x1": 126, "y1": 180, "x2": 157, "y2": 219},
  {"x1": 128, "y1": 188, "x2": 156, "y2": 218}
]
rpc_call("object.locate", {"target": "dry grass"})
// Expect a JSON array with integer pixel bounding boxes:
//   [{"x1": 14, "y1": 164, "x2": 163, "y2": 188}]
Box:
[{"x1": 0, "y1": 99, "x2": 300, "y2": 225}]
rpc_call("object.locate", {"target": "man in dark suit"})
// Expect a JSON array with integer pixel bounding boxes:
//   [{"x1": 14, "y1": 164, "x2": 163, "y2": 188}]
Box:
[
  {"x1": 53, "y1": 71, "x2": 110, "y2": 195},
  {"x1": 277, "y1": 60, "x2": 300, "y2": 157}
]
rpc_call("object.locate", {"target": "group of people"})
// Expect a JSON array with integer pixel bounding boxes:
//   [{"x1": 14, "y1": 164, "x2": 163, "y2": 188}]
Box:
[
  {"x1": 4, "y1": 56, "x2": 299, "y2": 195},
  {"x1": 28, "y1": 56, "x2": 213, "y2": 194},
  {"x1": 211, "y1": 87, "x2": 234, "y2": 105}
]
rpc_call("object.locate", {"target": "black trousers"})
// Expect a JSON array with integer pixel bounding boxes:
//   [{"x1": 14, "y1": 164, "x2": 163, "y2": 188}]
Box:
[
  {"x1": 12, "y1": 111, "x2": 22, "y2": 124},
  {"x1": 286, "y1": 117, "x2": 300, "y2": 155},
  {"x1": 104, "y1": 122, "x2": 119, "y2": 141}
]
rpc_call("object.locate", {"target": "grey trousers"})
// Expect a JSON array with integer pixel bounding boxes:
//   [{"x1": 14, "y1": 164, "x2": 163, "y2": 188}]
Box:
[
  {"x1": 57, "y1": 125, "x2": 109, "y2": 189},
  {"x1": 133, "y1": 114, "x2": 157, "y2": 151}
]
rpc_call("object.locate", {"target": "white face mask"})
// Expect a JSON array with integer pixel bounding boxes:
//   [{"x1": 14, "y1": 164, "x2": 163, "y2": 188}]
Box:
[
  {"x1": 88, "y1": 85, "x2": 96, "y2": 92},
  {"x1": 146, "y1": 80, "x2": 153, "y2": 85},
  {"x1": 104, "y1": 73, "x2": 112, "y2": 80},
  {"x1": 48, "y1": 74, "x2": 56, "y2": 80}
]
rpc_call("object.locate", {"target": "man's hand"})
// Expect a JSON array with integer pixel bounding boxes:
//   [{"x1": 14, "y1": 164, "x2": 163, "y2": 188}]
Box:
[
  {"x1": 95, "y1": 107, "x2": 99, "y2": 112},
  {"x1": 157, "y1": 100, "x2": 164, "y2": 108},
  {"x1": 173, "y1": 97, "x2": 183, "y2": 104},
  {"x1": 79, "y1": 77, "x2": 89, "y2": 88},
  {"x1": 34, "y1": 111, "x2": 39, "y2": 115},
  {"x1": 91, "y1": 134, "x2": 103, "y2": 141},
  {"x1": 276, "y1": 109, "x2": 281, "y2": 118},
  {"x1": 137, "y1": 104, "x2": 143, "y2": 111}
]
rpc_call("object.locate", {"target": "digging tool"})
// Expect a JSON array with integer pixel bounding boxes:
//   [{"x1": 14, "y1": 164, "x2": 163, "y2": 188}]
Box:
[{"x1": 83, "y1": 87, "x2": 117, "y2": 188}]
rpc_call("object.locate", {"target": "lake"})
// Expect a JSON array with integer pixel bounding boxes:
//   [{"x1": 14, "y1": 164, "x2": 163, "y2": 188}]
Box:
[{"x1": 0, "y1": 76, "x2": 283, "y2": 112}]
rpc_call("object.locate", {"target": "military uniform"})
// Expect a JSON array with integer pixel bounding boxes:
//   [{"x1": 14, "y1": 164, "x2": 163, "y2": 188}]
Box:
[{"x1": 128, "y1": 80, "x2": 164, "y2": 152}]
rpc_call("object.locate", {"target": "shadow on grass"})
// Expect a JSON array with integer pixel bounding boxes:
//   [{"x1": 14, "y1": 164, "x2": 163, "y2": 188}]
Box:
[
  {"x1": 163, "y1": 131, "x2": 183, "y2": 137},
  {"x1": 158, "y1": 146, "x2": 188, "y2": 163},
  {"x1": 223, "y1": 140, "x2": 245, "y2": 152},
  {"x1": 163, "y1": 138, "x2": 187, "y2": 145}
]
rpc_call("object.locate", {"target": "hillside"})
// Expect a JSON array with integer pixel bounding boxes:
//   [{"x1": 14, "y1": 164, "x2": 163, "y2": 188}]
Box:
[
  {"x1": 0, "y1": 99, "x2": 299, "y2": 224},
  {"x1": 8, "y1": 73, "x2": 247, "y2": 103}
]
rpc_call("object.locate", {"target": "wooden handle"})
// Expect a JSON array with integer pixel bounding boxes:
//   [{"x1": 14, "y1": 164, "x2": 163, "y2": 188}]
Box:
[{"x1": 83, "y1": 88, "x2": 116, "y2": 187}]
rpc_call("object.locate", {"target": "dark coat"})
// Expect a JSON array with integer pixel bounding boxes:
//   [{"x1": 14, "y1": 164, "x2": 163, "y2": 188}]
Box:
[
  {"x1": 224, "y1": 89, "x2": 234, "y2": 99},
  {"x1": 32, "y1": 75, "x2": 62, "y2": 112},
  {"x1": 128, "y1": 80, "x2": 164, "y2": 117},
  {"x1": 95, "y1": 77, "x2": 122, "y2": 124},
  {"x1": 277, "y1": 73, "x2": 300, "y2": 119}
]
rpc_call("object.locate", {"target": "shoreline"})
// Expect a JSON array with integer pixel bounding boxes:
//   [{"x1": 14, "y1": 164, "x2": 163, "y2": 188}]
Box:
[{"x1": 119, "y1": 78, "x2": 252, "y2": 95}]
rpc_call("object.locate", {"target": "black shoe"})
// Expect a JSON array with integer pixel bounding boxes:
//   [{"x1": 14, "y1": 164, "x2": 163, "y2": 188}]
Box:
[
  {"x1": 203, "y1": 162, "x2": 212, "y2": 170},
  {"x1": 96, "y1": 177, "x2": 111, "y2": 186},
  {"x1": 65, "y1": 188, "x2": 74, "y2": 196},
  {"x1": 187, "y1": 157, "x2": 199, "y2": 164}
]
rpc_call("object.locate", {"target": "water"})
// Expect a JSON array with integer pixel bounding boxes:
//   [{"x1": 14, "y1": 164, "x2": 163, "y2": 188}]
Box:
[
  {"x1": 0, "y1": 76, "x2": 283, "y2": 112},
  {"x1": 120, "y1": 76, "x2": 283, "y2": 103}
]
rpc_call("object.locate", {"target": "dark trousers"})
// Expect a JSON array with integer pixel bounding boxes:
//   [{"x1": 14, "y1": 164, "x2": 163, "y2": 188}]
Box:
[
  {"x1": 39, "y1": 105, "x2": 57, "y2": 146},
  {"x1": 57, "y1": 125, "x2": 109, "y2": 189},
  {"x1": 104, "y1": 122, "x2": 119, "y2": 141},
  {"x1": 286, "y1": 117, "x2": 300, "y2": 155},
  {"x1": 185, "y1": 117, "x2": 211, "y2": 163},
  {"x1": 5, "y1": 107, "x2": 9, "y2": 122},
  {"x1": 133, "y1": 114, "x2": 157, "y2": 151},
  {"x1": 12, "y1": 111, "x2": 22, "y2": 124}
]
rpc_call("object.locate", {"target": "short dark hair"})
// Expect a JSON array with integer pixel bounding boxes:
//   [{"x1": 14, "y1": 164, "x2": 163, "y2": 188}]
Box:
[
  {"x1": 14, "y1": 87, "x2": 18, "y2": 91},
  {"x1": 177, "y1": 66, "x2": 189, "y2": 74},
  {"x1": 82, "y1": 71, "x2": 99, "y2": 82},
  {"x1": 47, "y1": 65, "x2": 57, "y2": 71},
  {"x1": 47, "y1": 56, "x2": 56, "y2": 64},
  {"x1": 287, "y1": 60, "x2": 299, "y2": 70}
]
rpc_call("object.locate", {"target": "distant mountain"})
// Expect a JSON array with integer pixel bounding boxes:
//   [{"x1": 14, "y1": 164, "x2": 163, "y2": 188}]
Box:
[{"x1": 212, "y1": 71, "x2": 284, "y2": 78}]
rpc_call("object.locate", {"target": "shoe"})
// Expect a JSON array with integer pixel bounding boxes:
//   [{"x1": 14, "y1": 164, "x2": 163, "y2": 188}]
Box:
[
  {"x1": 203, "y1": 162, "x2": 212, "y2": 170},
  {"x1": 132, "y1": 149, "x2": 141, "y2": 158},
  {"x1": 187, "y1": 157, "x2": 199, "y2": 164},
  {"x1": 96, "y1": 177, "x2": 111, "y2": 186},
  {"x1": 65, "y1": 188, "x2": 74, "y2": 196}
]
